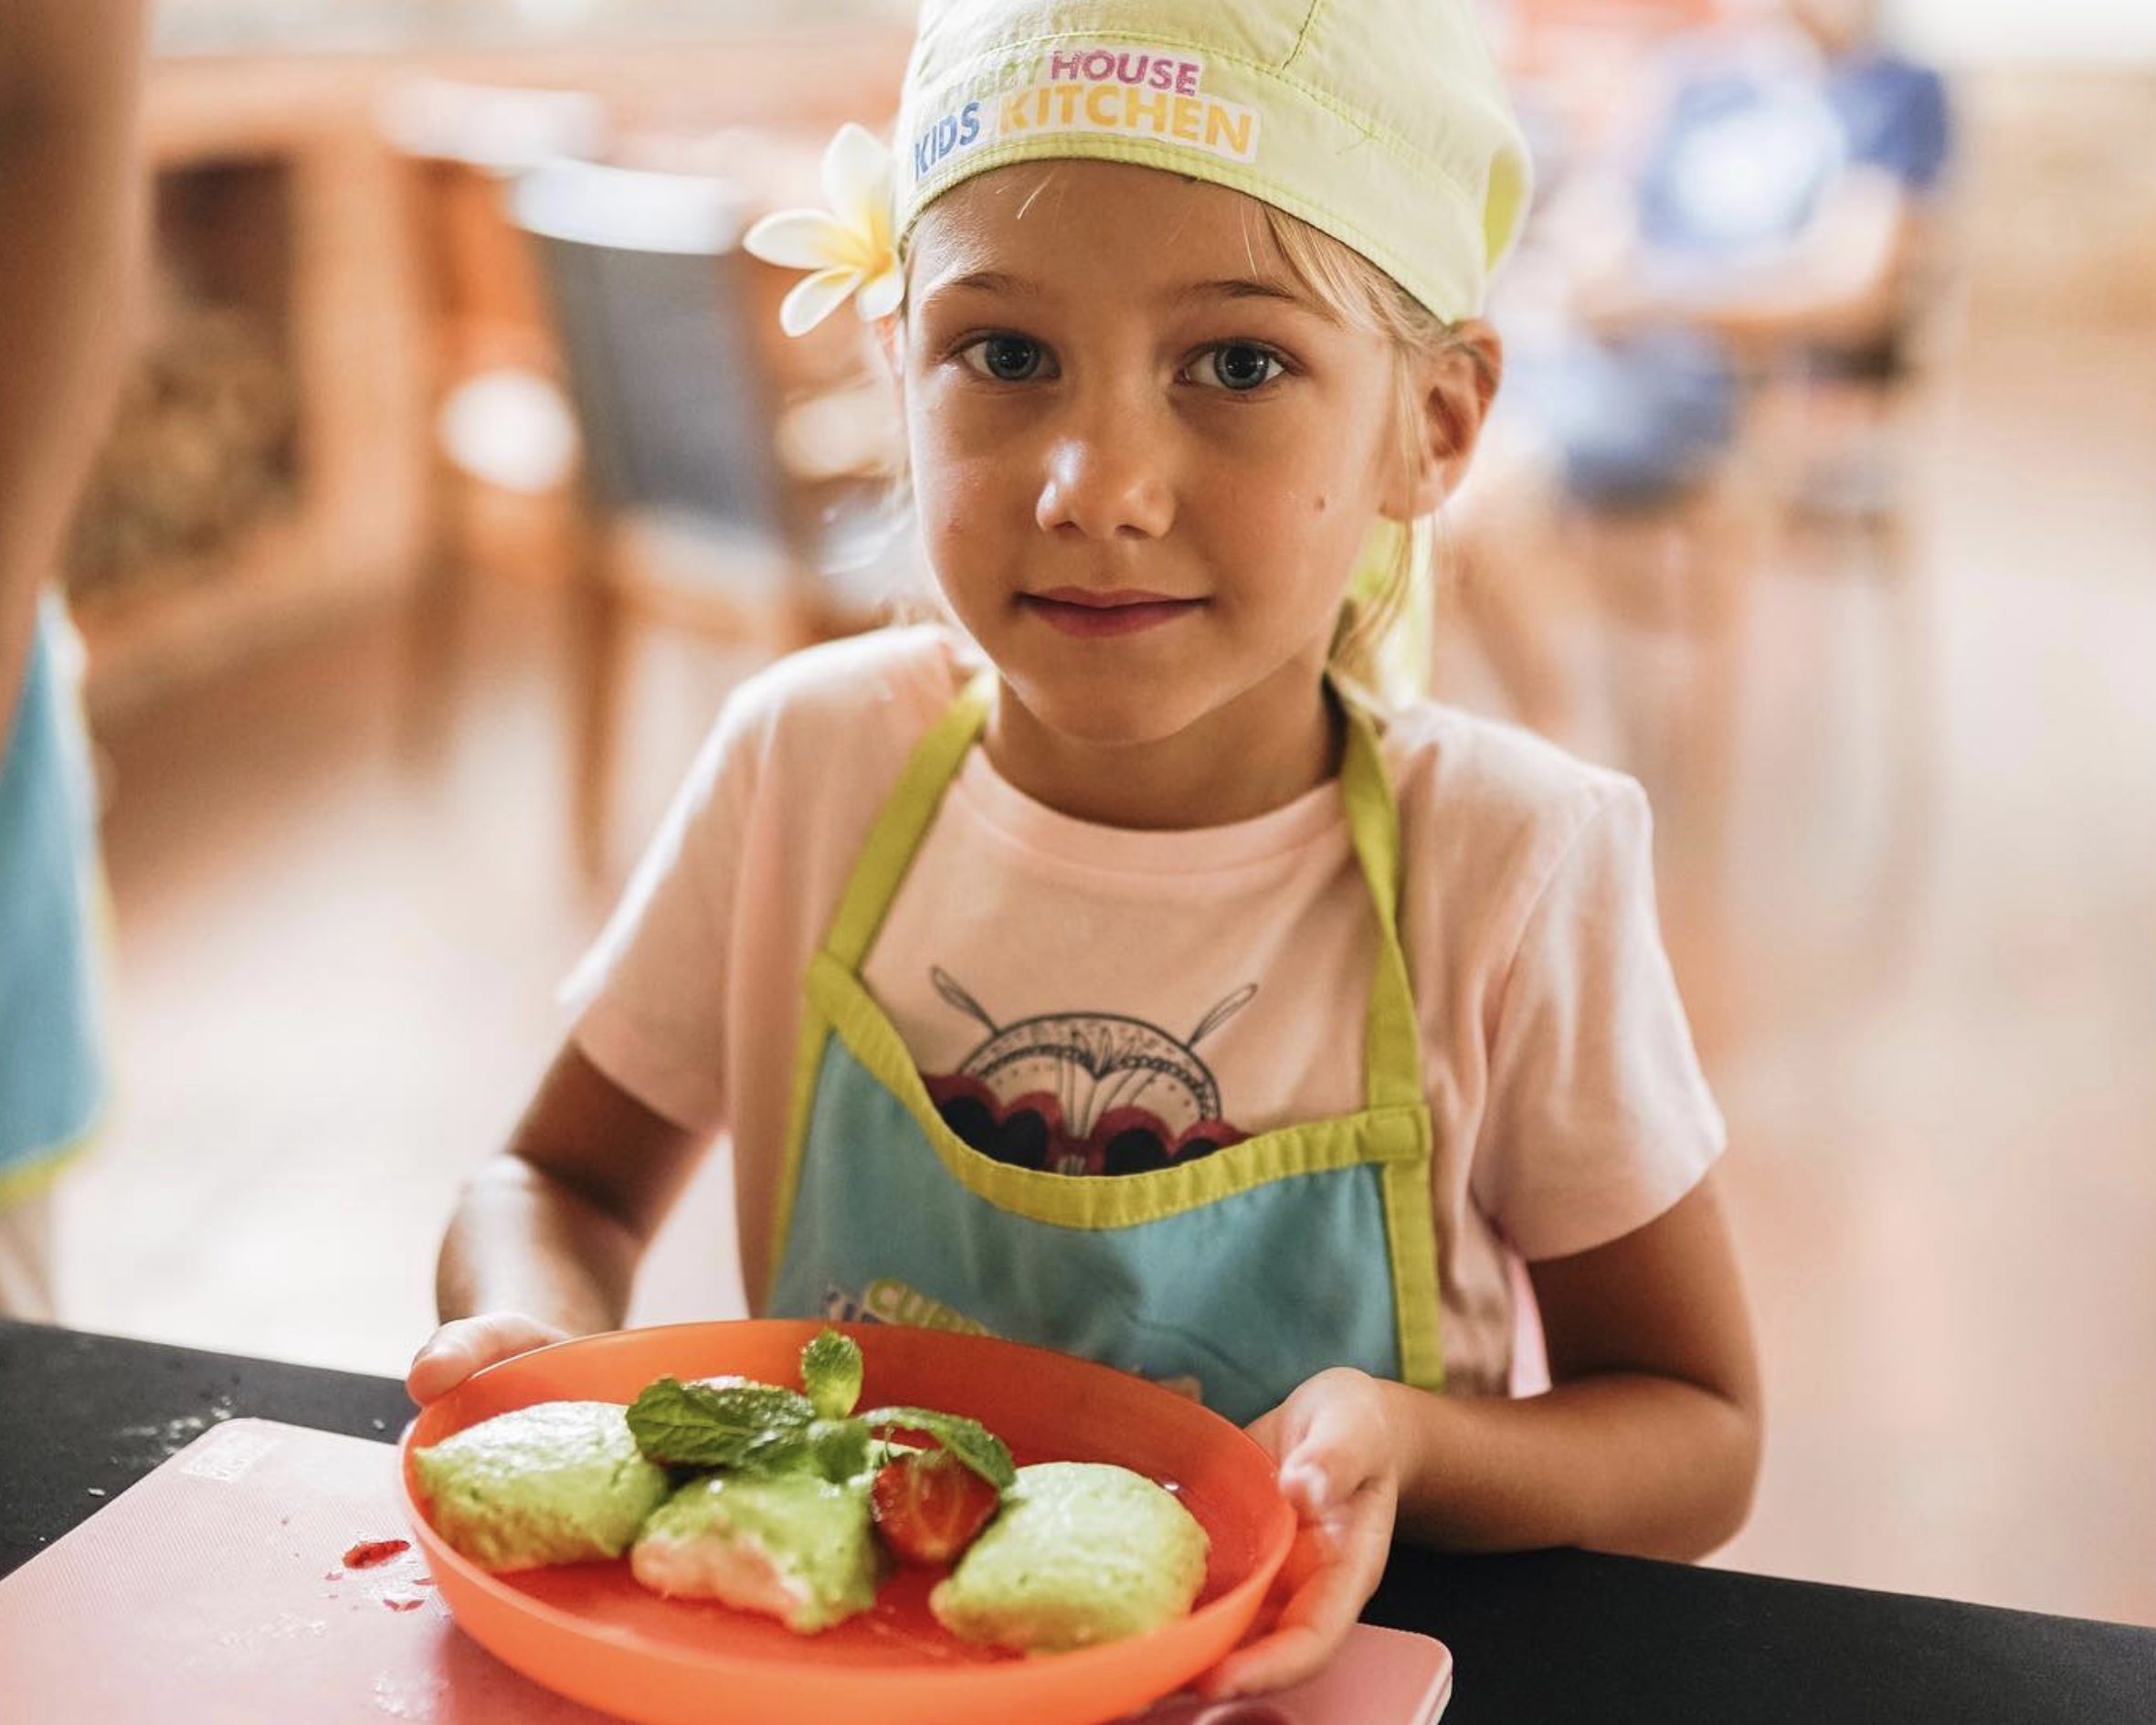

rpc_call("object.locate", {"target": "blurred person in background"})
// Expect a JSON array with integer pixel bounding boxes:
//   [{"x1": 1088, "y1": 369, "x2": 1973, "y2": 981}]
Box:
[
  {"x1": 1449, "y1": 0, "x2": 1951, "y2": 745},
  {"x1": 0, "y1": 1, "x2": 149, "y2": 1318}
]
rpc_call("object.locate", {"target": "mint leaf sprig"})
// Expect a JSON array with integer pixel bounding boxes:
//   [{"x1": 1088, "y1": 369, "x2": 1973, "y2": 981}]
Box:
[
  {"x1": 801, "y1": 1328, "x2": 864, "y2": 1420},
  {"x1": 624, "y1": 1377, "x2": 816, "y2": 1470},
  {"x1": 624, "y1": 1329, "x2": 1016, "y2": 1493},
  {"x1": 857, "y1": 1405, "x2": 1016, "y2": 1493}
]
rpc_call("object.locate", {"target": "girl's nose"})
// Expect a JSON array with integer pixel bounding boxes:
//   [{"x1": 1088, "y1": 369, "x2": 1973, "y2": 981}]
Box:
[{"x1": 1034, "y1": 416, "x2": 1175, "y2": 541}]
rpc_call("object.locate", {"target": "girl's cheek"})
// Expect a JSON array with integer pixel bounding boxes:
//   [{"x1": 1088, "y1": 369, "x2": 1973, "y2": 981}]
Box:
[
  {"x1": 923, "y1": 440, "x2": 1018, "y2": 512},
  {"x1": 915, "y1": 474, "x2": 997, "y2": 565}
]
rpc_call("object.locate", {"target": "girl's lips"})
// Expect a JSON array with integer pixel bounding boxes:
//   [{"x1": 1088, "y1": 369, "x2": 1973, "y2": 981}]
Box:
[{"x1": 1021, "y1": 588, "x2": 1202, "y2": 639}]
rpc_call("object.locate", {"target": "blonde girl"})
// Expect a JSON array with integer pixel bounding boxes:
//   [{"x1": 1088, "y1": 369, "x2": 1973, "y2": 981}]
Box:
[{"x1": 412, "y1": 0, "x2": 1760, "y2": 1697}]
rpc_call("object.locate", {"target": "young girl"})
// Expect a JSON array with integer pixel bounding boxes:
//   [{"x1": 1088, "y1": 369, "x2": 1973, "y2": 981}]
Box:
[{"x1": 410, "y1": 0, "x2": 1760, "y2": 1696}]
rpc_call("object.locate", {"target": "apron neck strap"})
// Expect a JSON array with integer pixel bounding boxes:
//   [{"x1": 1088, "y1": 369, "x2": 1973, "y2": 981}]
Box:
[
  {"x1": 823, "y1": 669, "x2": 1424, "y2": 1108},
  {"x1": 1337, "y1": 693, "x2": 1426, "y2": 1113},
  {"x1": 822, "y1": 667, "x2": 996, "y2": 971}
]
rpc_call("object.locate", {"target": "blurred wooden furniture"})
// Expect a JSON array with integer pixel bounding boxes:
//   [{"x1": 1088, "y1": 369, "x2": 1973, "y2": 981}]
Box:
[
  {"x1": 75, "y1": 25, "x2": 909, "y2": 725},
  {"x1": 509, "y1": 156, "x2": 903, "y2": 880},
  {"x1": 378, "y1": 77, "x2": 609, "y2": 753},
  {"x1": 1778, "y1": 90, "x2": 1973, "y2": 587},
  {"x1": 70, "y1": 66, "x2": 432, "y2": 724}
]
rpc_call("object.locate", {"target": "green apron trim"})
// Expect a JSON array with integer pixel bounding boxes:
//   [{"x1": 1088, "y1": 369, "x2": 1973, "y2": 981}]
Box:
[
  {"x1": 767, "y1": 673, "x2": 1446, "y2": 1392},
  {"x1": 768, "y1": 670, "x2": 996, "y2": 1269},
  {"x1": 772, "y1": 974, "x2": 837, "y2": 1279},
  {"x1": 0, "y1": 1134, "x2": 91, "y2": 1208},
  {"x1": 1382, "y1": 1143, "x2": 1444, "y2": 1390},
  {"x1": 1336, "y1": 712, "x2": 1446, "y2": 1388},
  {"x1": 823, "y1": 668, "x2": 998, "y2": 972},
  {"x1": 808, "y1": 949, "x2": 1427, "y2": 1228},
  {"x1": 1341, "y1": 714, "x2": 1424, "y2": 1117}
]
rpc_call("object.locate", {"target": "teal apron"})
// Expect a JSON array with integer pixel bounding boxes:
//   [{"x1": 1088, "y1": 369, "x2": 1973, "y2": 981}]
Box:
[
  {"x1": 766, "y1": 672, "x2": 1443, "y2": 1425},
  {"x1": 0, "y1": 599, "x2": 107, "y2": 1200}
]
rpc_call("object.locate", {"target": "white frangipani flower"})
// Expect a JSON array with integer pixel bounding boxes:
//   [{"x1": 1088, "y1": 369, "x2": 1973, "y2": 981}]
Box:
[{"x1": 743, "y1": 122, "x2": 904, "y2": 335}]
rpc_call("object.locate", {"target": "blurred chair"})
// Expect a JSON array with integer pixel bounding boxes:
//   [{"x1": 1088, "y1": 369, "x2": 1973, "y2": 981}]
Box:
[
  {"x1": 378, "y1": 77, "x2": 609, "y2": 752},
  {"x1": 508, "y1": 156, "x2": 904, "y2": 882},
  {"x1": 1749, "y1": 202, "x2": 1969, "y2": 586},
  {"x1": 1451, "y1": 11, "x2": 1955, "y2": 856}
]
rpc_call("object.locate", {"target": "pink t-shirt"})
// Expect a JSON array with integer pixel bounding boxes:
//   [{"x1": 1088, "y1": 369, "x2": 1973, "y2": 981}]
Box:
[{"x1": 568, "y1": 625, "x2": 1725, "y2": 1395}]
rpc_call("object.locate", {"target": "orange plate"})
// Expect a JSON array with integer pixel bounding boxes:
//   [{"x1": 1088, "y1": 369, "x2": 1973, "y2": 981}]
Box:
[{"x1": 400, "y1": 1321, "x2": 1295, "y2": 1725}]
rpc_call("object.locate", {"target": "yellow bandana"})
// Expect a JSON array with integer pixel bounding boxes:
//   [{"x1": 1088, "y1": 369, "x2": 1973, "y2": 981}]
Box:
[{"x1": 894, "y1": 0, "x2": 1532, "y2": 323}]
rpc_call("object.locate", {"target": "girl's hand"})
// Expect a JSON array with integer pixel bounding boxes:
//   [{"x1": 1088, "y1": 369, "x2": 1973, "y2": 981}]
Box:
[
  {"x1": 1201, "y1": 1368, "x2": 1401, "y2": 1699},
  {"x1": 405, "y1": 1312, "x2": 572, "y2": 1406}
]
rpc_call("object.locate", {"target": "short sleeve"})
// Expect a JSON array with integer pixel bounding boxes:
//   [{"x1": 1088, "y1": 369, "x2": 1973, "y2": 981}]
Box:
[
  {"x1": 1842, "y1": 60, "x2": 1951, "y2": 196},
  {"x1": 1470, "y1": 781, "x2": 1725, "y2": 1262},
  {"x1": 561, "y1": 695, "x2": 764, "y2": 1138}
]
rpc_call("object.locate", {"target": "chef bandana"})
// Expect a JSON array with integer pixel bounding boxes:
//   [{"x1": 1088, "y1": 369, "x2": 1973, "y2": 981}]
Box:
[{"x1": 894, "y1": 0, "x2": 1532, "y2": 323}]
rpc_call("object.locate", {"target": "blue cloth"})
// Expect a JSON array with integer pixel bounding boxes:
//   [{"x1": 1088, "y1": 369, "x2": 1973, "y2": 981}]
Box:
[
  {"x1": 770, "y1": 1030, "x2": 1411, "y2": 1427},
  {"x1": 765, "y1": 680, "x2": 1444, "y2": 1425},
  {"x1": 1827, "y1": 54, "x2": 1951, "y2": 192},
  {"x1": 1524, "y1": 45, "x2": 1950, "y2": 508},
  {"x1": 1636, "y1": 52, "x2": 1950, "y2": 257},
  {"x1": 0, "y1": 601, "x2": 107, "y2": 1183},
  {"x1": 1504, "y1": 324, "x2": 1739, "y2": 511}
]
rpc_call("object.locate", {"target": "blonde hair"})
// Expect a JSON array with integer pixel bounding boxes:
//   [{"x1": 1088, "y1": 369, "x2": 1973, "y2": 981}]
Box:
[{"x1": 1251, "y1": 203, "x2": 1493, "y2": 709}]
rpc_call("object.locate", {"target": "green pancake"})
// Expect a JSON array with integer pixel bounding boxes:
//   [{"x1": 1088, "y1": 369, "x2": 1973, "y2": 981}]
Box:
[
  {"x1": 930, "y1": 1461, "x2": 1210, "y2": 1653},
  {"x1": 630, "y1": 1469, "x2": 882, "y2": 1633},
  {"x1": 412, "y1": 1400, "x2": 670, "y2": 1572}
]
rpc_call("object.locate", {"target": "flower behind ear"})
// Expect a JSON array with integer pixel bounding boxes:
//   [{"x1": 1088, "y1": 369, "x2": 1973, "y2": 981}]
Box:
[{"x1": 744, "y1": 122, "x2": 903, "y2": 335}]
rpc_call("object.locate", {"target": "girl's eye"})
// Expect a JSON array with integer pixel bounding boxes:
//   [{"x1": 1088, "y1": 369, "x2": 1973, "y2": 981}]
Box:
[
  {"x1": 960, "y1": 333, "x2": 1049, "y2": 382},
  {"x1": 1191, "y1": 343, "x2": 1285, "y2": 392}
]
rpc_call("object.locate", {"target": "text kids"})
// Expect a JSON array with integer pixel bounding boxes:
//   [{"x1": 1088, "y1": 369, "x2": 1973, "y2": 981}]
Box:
[{"x1": 410, "y1": 0, "x2": 1761, "y2": 1697}]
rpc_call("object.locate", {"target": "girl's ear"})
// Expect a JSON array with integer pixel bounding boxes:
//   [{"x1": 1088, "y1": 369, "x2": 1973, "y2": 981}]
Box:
[{"x1": 1385, "y1": 319, "x2": 1504, "y2": 521}]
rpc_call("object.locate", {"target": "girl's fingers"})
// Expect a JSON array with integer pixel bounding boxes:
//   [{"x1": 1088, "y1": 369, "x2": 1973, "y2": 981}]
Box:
[
  {"x1": 405, "y1": 1313, "x2": 566, "y2": 1405},
  {"x1": 1275, "y1": 1381, "x2": 1390, "y2": 1518},
  {"x1": 1220, "y1": 1374, "x2": 1400, "y2": 1698},
  {"x1": 1201, "y1": 1615, "x2": 1343, "y2": 1701},
  {"x1": 1200, "y1": 1484, "x2": 1395, "y2": 1699}
]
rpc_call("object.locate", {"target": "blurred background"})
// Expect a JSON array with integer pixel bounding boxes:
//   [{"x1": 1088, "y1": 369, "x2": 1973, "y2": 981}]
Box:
[{"x1": 22, "y1": 0, "x2": 2153, "y2": 1635}]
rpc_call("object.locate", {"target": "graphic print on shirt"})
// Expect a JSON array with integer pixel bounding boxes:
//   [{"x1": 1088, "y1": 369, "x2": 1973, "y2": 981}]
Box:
[{"x1": 923, "y1": 968, "x2": 1256, "y2": 1175}]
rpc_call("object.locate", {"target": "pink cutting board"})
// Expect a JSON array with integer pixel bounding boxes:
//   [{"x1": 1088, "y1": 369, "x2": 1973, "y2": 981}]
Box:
[{"x1": 0, "y1": 1419, "x2": 1450, "y2": 1724}]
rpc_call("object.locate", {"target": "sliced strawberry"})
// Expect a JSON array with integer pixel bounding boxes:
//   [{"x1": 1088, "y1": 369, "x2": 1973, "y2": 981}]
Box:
[{"x1": 870, "y1": 1448, "x2": 1001, "y2": 1566}]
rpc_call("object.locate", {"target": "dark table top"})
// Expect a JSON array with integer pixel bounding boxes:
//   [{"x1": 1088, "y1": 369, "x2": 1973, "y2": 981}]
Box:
[{"x1": 5, "y1": 1318, "x2": 2153, "y2": 1723}]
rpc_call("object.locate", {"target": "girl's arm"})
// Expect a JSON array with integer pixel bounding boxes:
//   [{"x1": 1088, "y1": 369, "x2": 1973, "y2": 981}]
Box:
[
  {"x1": 1404, "y1": 1167, "x2": 1760, "y2": 1555},
  {"x1": 0, "y1": 0, "x2": 147, "y2": 746},
  {"x1": 1210, "y1": 1169, "x2": 1760, "y2": 1697},
  {"x1": 406, "y1": 1042, "x2": 709, "y2": 1403}
]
